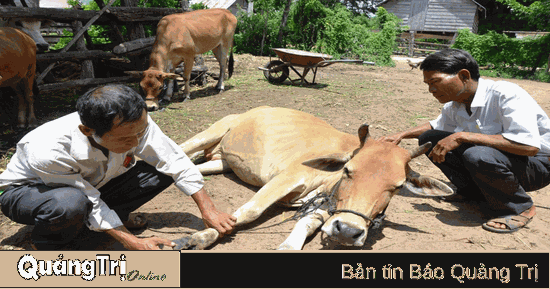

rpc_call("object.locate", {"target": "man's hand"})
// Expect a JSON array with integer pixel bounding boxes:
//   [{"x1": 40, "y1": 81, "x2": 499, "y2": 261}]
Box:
[
  {"x1": 376, "y1": 133, "x2": 404, "y2": 145},
  {"x1": 105, "y1": 226, "x2": 176, "y2": 250},
  {"x1": 124, "y1": 236, "x2": 176, "y2": 250},
  {"x1": 201, "y1": 209, "x2": 236, "y2": 236},
  {"x1": 192, "y1": 188, "x2": 237, "y2": 236},
  {"x1": 428, "y1": 133, "x2": 462, "y2": 163},
  {"x1": 376, "y1": 122, "x2": 432, "y2": 145}
]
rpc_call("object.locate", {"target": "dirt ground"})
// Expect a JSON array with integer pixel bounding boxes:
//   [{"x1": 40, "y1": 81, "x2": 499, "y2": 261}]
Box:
[{"x1": 1, "y1": 54, "x2": 550, "y2": 251}]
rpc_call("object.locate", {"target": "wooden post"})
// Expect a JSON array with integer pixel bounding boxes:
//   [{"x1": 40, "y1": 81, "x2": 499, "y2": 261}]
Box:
[
  {"x1": 181, "y1": 0, "x2": 189, "y2": 11},
  {"x1": 93, "y1": 0, "x2": 124, "y2": 43},
  {"x1": 408, "y1": 31, "x2": 415, "y2": 57},
  {"x1": 72, "y1": 19, "x2": 95, "y2": 79},
  {"x1": 451, "y1": 32, "x2": 458, "y2": 45},
  {"x1": 122, "y1": 0, "x2": 148, "y2": 70},
  {"x1": 71, "y1": 4, "x2": 94, "y2": 79}
]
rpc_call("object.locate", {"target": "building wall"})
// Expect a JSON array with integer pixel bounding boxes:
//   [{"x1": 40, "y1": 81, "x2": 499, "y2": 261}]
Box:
[{"x1": 381, "y1": 0, "x2": 479, "y2": 33}]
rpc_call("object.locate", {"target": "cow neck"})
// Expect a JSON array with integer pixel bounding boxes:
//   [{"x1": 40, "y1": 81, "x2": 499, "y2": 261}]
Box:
[{"x1": 148, "y1": 48, "x2": 169, "y2": 72}]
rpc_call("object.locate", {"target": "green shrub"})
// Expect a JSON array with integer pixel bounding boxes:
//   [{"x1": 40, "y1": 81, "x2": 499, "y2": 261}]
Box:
[
  {"x1": 234, "y1": 10, "x2": 283, "y2": 56},
  {"x1": 452, "y1": 28, "x2": 550, "y2": 82}
]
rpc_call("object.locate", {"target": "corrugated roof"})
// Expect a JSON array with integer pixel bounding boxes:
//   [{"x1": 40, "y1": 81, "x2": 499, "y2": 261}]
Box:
[
  {"x1": 189, "y1": 0, "x2": 236, "y2": 9},
  {"x1": 378, "y1": 0, "x2": 485, "y2": 11}
]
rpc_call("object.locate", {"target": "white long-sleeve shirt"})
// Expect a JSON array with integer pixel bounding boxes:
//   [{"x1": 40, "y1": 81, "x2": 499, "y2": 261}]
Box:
[
  {"x1": 430, "y1": 78, "x2": 550, "y2": 156},
  {"x1": 0, "y1": 112, "x2": 204, "y2": 231}
]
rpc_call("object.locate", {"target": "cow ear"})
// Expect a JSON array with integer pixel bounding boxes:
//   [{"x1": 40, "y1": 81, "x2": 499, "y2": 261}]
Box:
[
  {"x1": 358, "y1": 124, "x2": 369, "y2": 147},
  {"x1": 302, "y1": 153, "x2": 351, "y2": 172},
  {"x1": 403, "y1": 175, "x2": 454, "y2": 197},
  {"x1": 125, "y1": 71, "x2": 144, "y2": 78},
  {"x1": 163, "y1": 72, "x2": 183, "y2": 81}
]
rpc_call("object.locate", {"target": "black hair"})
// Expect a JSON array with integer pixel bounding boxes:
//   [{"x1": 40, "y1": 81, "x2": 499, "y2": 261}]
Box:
[
  {"x1": 76, "y1": 84, "x2": 147, "y2": 137},
  {"x1": 419, "y1": 48, "x2": 480, "y2": 81}
]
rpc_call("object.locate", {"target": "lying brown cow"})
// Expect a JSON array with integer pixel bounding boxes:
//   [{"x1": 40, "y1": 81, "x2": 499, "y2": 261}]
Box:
[
  {"x1": 176, "y1": 106, "x2": 453, "y2": 250},
  {"x1": 126, "y1": 8, "x2": 237, "y2": 110},
  {"x1": 0, "y1": 27, "x2": 38, "y2": 128}
]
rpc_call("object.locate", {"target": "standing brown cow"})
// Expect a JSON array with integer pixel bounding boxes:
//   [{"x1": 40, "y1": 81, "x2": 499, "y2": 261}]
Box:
[
  {"x1": 0, "y1": 27, "x2": 38, "y2": 128},
  {"x1": 126, "y1": 8, "x2": 237, "y2": 110}
]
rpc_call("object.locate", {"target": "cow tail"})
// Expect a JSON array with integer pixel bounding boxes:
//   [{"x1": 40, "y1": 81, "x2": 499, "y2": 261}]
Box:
[{"x1": 227, "y1": 45, "x2": 234, "y2": 80}]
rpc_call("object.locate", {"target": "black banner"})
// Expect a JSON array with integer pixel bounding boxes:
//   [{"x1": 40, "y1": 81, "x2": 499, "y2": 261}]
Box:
[{"x1": 179, "y1": 252, "x2": 548, "y2": 288}]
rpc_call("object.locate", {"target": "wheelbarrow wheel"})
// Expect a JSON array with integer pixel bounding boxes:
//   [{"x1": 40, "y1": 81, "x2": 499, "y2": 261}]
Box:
[{"x1": 263, "y1": 60, "x2": 289, "y2": 84}]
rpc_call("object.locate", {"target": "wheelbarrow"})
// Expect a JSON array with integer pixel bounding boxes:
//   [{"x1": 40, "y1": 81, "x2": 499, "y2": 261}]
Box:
[{"x1": 258, "y1": 48, "x2": 375, "y2": 85}]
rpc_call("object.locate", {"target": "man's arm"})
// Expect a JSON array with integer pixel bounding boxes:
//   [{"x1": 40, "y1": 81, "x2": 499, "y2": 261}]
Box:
[
  {"x1": 191, "y1": 188, "x2": 236, "y2": 235},
  {"x1": 429, "y1": 132, "x2": 539, "y2": 163},
  {"x1": 377, "y1": 122, "x2": 433, "y2": 145}
]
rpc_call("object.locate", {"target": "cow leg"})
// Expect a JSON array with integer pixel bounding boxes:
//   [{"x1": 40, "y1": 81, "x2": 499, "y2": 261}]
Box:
[
  {"x1": 181, "y1": 54, "x2": 195, "y2": 100},
  {"x1": 277, "y1": 188, "x2": 330, "y2": 250},
  {"x1": 212, "y1": 45, "x2": 226, "y2": 92},
  {"x1": 195, "y1": 159, "x2": 231, "y2": 175},
  {"x1": 16, "y1": 90, "x2": 27, "y2": 129},
  {"x1": 177, "y1": 174, "x2": 308, "y2": 250},
  {"x1": 179, "y1": 114, "x2": 240, "y2": 156},
  {"x1": 165, "y1": 62, "x2": 176, "y2": 103},
  {"x1": 15, "y1": 78, "x2": 36, "y2": 128},
  {"x1": 278, "y1": 206, "x2": 330, "y2": 250},
  {"x1": 232, "y1": 175, "x2": 308, "y2": 224}
]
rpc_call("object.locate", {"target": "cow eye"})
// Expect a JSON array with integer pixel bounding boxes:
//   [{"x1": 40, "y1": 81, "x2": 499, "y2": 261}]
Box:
[{"x1": 343, "y1": 167, "x2": 351, "y2": 177}]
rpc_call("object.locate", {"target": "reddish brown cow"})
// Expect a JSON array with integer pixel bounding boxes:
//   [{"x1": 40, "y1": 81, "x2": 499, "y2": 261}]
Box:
[
  {"x1": 0, "y1": 27, "x2": 38, "y2": 128},
  {"x1": 126, "y1": 8, "x2": 237, "y2": 110}
]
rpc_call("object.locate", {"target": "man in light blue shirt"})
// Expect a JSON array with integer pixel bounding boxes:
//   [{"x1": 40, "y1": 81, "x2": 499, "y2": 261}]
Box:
[
  {"x1": 379, "y1": 49, "x2": 550, "y2": 233},
  {"x1": 0, "y1": 84, "x2": 236, "y2": 249}
]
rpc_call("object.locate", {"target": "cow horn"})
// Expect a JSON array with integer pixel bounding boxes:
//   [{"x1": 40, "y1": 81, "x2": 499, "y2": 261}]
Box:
[
  {"x1": 408, "y1": 142, "x2": 432, "y2": 159},
  {"x1": 358, "y1": 124, "x2": 370, "y2": 147}
]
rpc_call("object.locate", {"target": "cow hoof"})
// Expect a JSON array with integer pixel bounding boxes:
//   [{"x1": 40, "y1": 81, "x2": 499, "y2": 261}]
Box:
[
  {"x1": 172, "y1": 237, "x2": 197, "y2": 250},
  {"x1": 172, "y1": 229, "x2": 219, "y2": 250}
]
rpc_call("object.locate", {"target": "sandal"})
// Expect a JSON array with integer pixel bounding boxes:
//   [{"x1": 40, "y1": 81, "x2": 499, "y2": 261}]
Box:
[
  {"x1": 482, "y1": 207, "x2": 535, "y2": 234},
  {"x1": 123, "y1": 214, "x2": 148, "y2": 230}
]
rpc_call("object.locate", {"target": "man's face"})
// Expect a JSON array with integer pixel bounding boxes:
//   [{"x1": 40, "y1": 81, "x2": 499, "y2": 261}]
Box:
[
  {"x1": 93, "y1": 109, "x2": 148, "y2": 154},
  {"x1": 423, "y1": 70, "x2": 467, "y2": 104}
]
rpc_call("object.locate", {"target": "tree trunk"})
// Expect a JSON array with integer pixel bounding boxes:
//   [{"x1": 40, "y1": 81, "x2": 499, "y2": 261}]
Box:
[
  {"x1": 260, "y1": 11, "x2": 269, "y2": 56},
  {"x1": 276, "y1": 0, "x2": 292, "y2": 46}
]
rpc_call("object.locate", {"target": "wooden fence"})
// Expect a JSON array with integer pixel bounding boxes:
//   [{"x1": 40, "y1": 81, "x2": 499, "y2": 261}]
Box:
[
  {"x1": 396, "y1": 32, "x2": 455, "y2": 57},
  {"x1": 0, "y1": 0, "x2": 187, "y2": 92}
]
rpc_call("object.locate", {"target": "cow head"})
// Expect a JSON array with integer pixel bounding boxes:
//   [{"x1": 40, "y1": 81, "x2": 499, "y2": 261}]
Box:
[
  {"x1": 302, "y1": 124, "x2": 453, "y2": 247},
  {"x1": 125, "y1": 70, "x2": 182, "y2": 111},
  {"x1": 1, "y1": 18, "x2": 50, "y2": 52}
]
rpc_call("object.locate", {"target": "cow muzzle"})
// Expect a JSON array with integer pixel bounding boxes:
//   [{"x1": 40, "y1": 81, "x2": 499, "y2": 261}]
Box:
[
  {"x1": 145, "y1": 99, "x2": 160, "y2": 111},
  {"x1": 321, "y1": 214, "x2": 368, "y2": 246}
]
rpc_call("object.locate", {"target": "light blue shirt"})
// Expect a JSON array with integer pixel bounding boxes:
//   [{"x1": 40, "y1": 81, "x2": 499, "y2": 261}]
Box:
[
  {"x1": 0, "y1": 112, "x2": 204, "y2": 231},
  {"x1": 430, "y1": 78, "x2": 550, "y2": 156}
]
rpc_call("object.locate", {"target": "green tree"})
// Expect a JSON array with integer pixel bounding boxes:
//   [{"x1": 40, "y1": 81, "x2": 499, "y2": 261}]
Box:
[
  {"x1": 496, "y1": 0, "x2": 550, "y2": 74},
  {"x1": 495, "y1": 0, "x2": 550, "y2": 31}
]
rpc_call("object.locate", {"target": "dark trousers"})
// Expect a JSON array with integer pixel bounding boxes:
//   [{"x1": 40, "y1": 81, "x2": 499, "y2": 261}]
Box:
[
  {"x1": 0, "y1": 161, "x2": 173, "y2": 250},
  {"x1": 418, "y1": 130, "x2": 550, "y2": 217}
]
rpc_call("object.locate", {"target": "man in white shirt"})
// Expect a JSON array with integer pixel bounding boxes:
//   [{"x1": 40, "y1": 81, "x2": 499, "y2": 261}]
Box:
[
  {"x1": 0, "y1": 84, "x2": 236, "y2": 250},
  {"x1": 378, "y1": 49, "x2": 550, "y2": 233}
]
